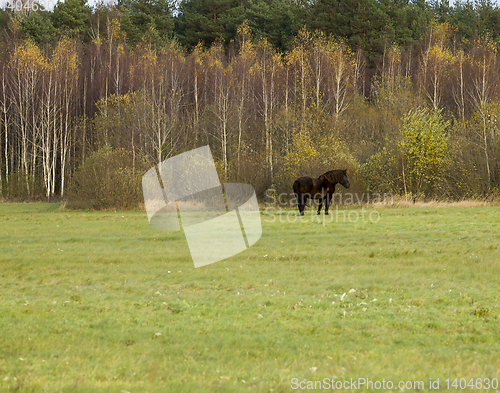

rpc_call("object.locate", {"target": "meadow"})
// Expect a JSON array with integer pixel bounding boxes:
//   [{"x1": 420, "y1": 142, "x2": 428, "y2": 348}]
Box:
[{"x1": 1, "y1": 202, "x2": 499, "y2": 392}]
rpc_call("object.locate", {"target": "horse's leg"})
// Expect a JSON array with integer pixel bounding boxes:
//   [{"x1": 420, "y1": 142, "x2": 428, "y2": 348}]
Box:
[
  {"x1": 324, "y1": 193, "x2": 331, "y2": 215},
  {"x1": 295, "y1": 193, "x2": 301, "y2": 215},
  {"x1": 317, "y1": 197, "x2": 323, "y2": 215},
  {"x1": 297, "y1": 193, "x2": 305, "y2": 216},
  {"x1": 300, "y1": 195, "x2": 308, "y2": 216}
]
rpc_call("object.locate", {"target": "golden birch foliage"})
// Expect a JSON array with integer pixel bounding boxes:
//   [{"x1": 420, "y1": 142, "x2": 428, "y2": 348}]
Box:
[
  {"x1": 432, "y1": 22, "x2": 456, "y2": 48},
  {"x1": 327, "y1": 39, "x2": 353, "y2": 69},
  {"x1": 427, "y1": 44, "x2": 453, "y2": 80},
  {"x1": 95, "y1": 91, "x2": 135, "y2": 113},
  {"x1": 388, "y1": 44, "x2": 401, "y2": 64},
  {"x1": 141, "y1": 45, "x2": 158, "y2": 66},
  {"x1": 92, "y1": 35, "x2": 102, "y2": 46},
  {"x1": 237, "y1": 20, "x2": 254, "y2": 57},
  {"x1": 129, "y1": 44, "x2": 157, "y2": 89},
  {"x1": 192, "y1": 42, "x2": 207, "y2": 66},
  {"x1": 207, "y1": 41, "x2": 225, "y2": 70},
  {"x1": 109, "y1": 17, "x2": 122, "y2": 41},
  {"x1": 51, "y1": 38, "x2": 79, "y2": 77},
  {"x1": 11, "y1": 40, "x2": 47, "y2": 73},
  {"x1": 420, "y1": 22, "x2": 456, "y2": 107},
  {"x1": 117, "y1": 43, "x2": 125, "y2": 57}
]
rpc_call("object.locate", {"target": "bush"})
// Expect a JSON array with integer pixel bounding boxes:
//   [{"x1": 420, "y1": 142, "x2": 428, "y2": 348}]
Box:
[
  {"x1": 362, "y1": 147, "x2": 404, "y2": 195},
  {"x1": 66, "y1": 148, "x2": 151, "y2": 210},
  {"x1": 399, "y1": 108, "x2": 449, "y2": 196}
]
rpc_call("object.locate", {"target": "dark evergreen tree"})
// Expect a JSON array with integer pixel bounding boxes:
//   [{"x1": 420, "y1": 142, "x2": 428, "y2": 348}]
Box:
[
  {"x1": 310, "y1": 0, "x2": 390, "y2": 62},
  {"x1": 310, "y1": 0, "x2": 432, "y2": 63},
  {"x1": 449, "y1": 0, "x2": 478, "y2": 42},
  {"x1": 20, "y1": 11, "x2": 56, "y2": 47},
  {"x1": 175, "y1": 0, "x2": 242, "y2": 48},
  {"x1": 52, "y1": 0, "x2": 91, "y2": 39},
  {"x1": 476, "y1": 0, "x2": 500, "y2": 39},
  {"x1": 118, "y1": 0, "x2": 175, "y2": 46},
  {"x1": 175, "y1": 0, "x2": 301, "y2": 50},
  {"x1": 244, "y1": 0, "x2": 302, "y2": 50},
  {"x1": 0, "y1": 8, "x2": 8, "y2": 28}
]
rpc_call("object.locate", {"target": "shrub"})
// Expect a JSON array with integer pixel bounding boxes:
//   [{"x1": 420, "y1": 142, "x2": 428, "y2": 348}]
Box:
[
  {"x1": 362, "y1": 147, "x2": 404, "y2": 195},
  {"x1": 66, "y1": 147, "x2": 151, "y2": 210},
  {"x1": 399, "y1": 108, "x2": 449, "y2": 196}
]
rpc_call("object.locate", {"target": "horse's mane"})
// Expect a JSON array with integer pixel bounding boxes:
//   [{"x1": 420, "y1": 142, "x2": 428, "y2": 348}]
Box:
[{"x1": 319, "y1": 169, "x2": 346, "y2": 183}]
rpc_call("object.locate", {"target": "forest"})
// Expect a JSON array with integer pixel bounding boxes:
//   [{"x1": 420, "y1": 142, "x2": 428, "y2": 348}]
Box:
[{"x1": 1, "y1": 0, "x2": 500, "y2": 208}]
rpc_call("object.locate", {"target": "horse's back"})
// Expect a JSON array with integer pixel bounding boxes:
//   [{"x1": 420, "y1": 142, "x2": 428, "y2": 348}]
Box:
[
  {"x1": 295, "y1": 176, "x2": 313, "y2": 185},
  {"x1": 293, "y1": 177, "x2": 313, "y2": 194},
  {"x1": 294, "y1": 177, "x2": 327, "y2": 197},
  {"x1": 311, "y1": 178, "x2": 324, "y2": 190}
]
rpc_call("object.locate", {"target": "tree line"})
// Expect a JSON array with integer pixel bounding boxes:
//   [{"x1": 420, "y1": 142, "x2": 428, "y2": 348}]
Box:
[
  {"x1": 0, "y1": 3, "x2": 500, "y2": 205},
  {"x1": 4, "y1": 0, "x2": 500, "y2": 59}
]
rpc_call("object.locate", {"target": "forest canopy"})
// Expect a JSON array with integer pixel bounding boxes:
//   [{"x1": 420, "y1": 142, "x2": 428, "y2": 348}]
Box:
[{"x1": 4, "y1": 0, "x2": 500, "y2": 57}]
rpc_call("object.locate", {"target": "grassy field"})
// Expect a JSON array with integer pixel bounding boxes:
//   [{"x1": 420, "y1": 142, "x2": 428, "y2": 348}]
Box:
[{"x1": 1, "y1": 202, "x2": 500, "y2": 392}]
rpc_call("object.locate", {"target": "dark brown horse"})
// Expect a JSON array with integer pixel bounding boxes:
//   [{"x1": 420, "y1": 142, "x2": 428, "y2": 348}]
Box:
[{"x1": 293, "y1": 169, "x2": 350, "y2": 215}]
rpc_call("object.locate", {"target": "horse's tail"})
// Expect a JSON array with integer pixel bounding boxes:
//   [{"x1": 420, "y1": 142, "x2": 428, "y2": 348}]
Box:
[
  {"x1": 293, "y1": 180, "x2": 303, "y2": 206},
  {"x1": 293, "y1": 180, "x2": 305, "y2": 214},
  {"x1": 292, "y1": 180, "x2": 300, "y2": 196}
]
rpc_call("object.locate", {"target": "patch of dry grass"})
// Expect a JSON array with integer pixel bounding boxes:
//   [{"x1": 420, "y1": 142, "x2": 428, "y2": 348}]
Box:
[{"x1": 374, "y1": 194, "x2": 500, "y2": 209}]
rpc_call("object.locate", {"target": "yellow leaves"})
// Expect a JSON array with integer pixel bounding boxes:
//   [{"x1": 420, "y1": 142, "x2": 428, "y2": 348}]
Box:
[
  {"x1": 51, "y1": 37, "x2": 80, "y2": 77},
  {"x1": 109, "y1": 18, "x2": 122, "y2": 41},
  {"x1": 237, "y1": 20, "x2": 253, "y2": 57},
  {"x1": 11, "y1": 40, "x2": 47, "y2": 73},
  {"x1": 399, "y1": 108, "x2": 449, "y2": 192},
  {"x1": 249, "y1": 62, "x2": 261, "y2": 76},
  {"x1": 223, "y1": 64, "x2": 233, "y2": 76},
  {"x1": 193, "y1": 43, "x2": 207, "y2": 66},
  {"x1": 387, "y1": 44, "x2": 401, "y2": 64},
  {"x1": 208, "y1": 58, "x2": 224, "y2": 72},
  {"x1": 237, "y1": 20, "x2": 252, "y2": 39},
  {"x1": 10, "y1": 37, "x2": 82, "y2": 83},
  {"x1": 96, "y1": 91, "x2": 139, "y2": 113},
  {"x1": 117, "y1": 44, "x2": 125, "y2": 57},
  {"x1": 469, "y1": 38, "x2": 497, "y2": 71},
  {"x1": 92, "y1": 36, "x2": 102, "y2": 47},
  {"x1": 475, "y1": 34, "x2": 498, "y2": 53},
  {"x1": 327, "y1": 39, "x2": 352, "y2": 69},
  {"x1": 429, "y1": 45, "x2": 453, "y2": 64},
  {"x1": 431, "y1": 22, "x2": 456, "y2": 48},
  {"x1": 160, "y1": 41, "x2": 185, "y2": 64},
  {"x1": 294, "y1": 27, "x2": 312, "y2": 49},
  {"x1": 291, "y1": 131, "x2": 319, "y2": 162},
  {"x1": 139, "y1": 46, "x2": 158, "y2": 68}
]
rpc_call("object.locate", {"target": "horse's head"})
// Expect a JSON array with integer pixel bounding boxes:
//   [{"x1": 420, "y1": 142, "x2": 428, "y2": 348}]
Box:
[
  {"x1": 340, "y1": 169, "x2": 350, "y2": 189},
  {"x1": 320, "y1": 169, "x2": 350, "y2": 189}
]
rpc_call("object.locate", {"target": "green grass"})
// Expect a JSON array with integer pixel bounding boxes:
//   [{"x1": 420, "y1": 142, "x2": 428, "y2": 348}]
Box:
[{"x1": 1, "y1": 202, "x2": 500, "y2": 392}]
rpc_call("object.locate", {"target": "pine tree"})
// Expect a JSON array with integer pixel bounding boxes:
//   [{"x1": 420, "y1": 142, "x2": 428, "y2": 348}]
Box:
[{"x1": 52, "y1": 0, "x2": 90, "y2": 39}]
